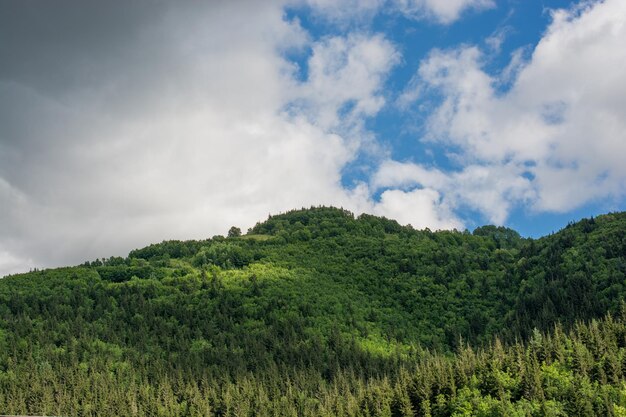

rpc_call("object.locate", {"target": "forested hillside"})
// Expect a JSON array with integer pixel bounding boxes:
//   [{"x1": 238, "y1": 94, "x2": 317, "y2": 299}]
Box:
[{"x1": 0, "y1": 207, "x2": 625, "y2": 416}]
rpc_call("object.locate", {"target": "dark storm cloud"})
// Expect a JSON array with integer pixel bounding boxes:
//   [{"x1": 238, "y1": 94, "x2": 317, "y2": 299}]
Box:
[
  {"x1": 0, "y1": 1, "x2": 165, "y2": 95},
  {"x1": 0, "y1": 0, "x2": 390, "y2": 275}
]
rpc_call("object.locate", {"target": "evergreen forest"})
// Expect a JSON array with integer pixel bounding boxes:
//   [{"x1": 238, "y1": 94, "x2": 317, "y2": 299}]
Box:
[{"x1": 1, "y1": 207, "x2": 625, "y2": 416}]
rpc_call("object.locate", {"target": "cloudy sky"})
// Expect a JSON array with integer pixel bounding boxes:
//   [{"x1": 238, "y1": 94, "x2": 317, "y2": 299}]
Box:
[{"x1": 1, "y1": 0, "x2": 625, "y2": 275}]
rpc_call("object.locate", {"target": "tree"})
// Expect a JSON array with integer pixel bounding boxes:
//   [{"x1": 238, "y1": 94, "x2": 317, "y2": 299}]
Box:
[{"x1": 228, "y1": 226, "x2": 241, "y2": 238}]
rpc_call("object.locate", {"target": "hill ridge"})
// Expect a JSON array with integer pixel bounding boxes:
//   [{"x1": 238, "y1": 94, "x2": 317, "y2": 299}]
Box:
[{"x1": 1, "y1": 207, "x2": 625, "y2": 415}]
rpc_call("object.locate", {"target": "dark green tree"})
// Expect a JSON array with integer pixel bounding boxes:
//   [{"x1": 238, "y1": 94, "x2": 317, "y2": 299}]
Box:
[{"x1": 228, "y1": 226, "x2": 242, "y2": 238}]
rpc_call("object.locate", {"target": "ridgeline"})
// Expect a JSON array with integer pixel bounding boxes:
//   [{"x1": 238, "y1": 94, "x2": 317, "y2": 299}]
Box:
[{"x1": 1, "y1": 207, "x2": 625, "y2": 416}]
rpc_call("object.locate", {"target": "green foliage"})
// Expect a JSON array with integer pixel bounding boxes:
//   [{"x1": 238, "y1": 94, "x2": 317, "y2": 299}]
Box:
[
  {"x1": 0, "y1": 207, "x2": 625, "y2": 415},
  {"x1": 473, "y1": 225, "x2": 523, "y2": 249},
  {"x1": 228, "y1": 226, "x2": 242, "y2": 238},
  {"x1": 192, "y1": 242, "x2": 252, "y2": 269}
]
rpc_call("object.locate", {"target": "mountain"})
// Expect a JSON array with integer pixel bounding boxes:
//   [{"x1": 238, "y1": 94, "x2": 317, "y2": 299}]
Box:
[{"x1": 0, "y1": 207, "x2": 625, "y2": 416}]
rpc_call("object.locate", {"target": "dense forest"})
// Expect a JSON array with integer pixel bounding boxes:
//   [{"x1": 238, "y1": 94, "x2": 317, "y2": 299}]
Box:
[{"x1": 1, "y1": 207, "x2": 625, "y2": 416}]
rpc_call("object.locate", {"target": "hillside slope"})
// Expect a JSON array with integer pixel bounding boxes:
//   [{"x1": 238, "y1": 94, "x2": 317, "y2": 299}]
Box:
[{"x1": 0, "y1": 207, "x2": 625, "y2": 415}]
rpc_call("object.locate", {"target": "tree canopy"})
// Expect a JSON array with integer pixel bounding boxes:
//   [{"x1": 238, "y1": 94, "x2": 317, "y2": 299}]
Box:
[{"x1": 1, "y1": 207, "x2": 625, "y2": 415}]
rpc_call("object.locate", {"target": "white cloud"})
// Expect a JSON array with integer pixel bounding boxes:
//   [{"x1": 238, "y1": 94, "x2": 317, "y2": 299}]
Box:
[
  {"x1": 0, "y1": 250, "x2": 33, "y2": 277},
  {"x1": 391, "y1": 0, "x2": 626, "y2": 223},
  {"x1": 304, "y1": 0, "x2": 384, "y2": 23},
  {"x1": 303, "y1": 0, "x2": 494, "y2": 24},
  {"x1": 0, "y1": 1, "x2": 406, "y2": 276},
  {"x1": 373, "y1": 160, "x2": 534, "y2": 225},
  {"x1": 292, "y1": 33, "x2": 400, "y2": 134},
  {"x1": 374, "y1": 187, "x2": 463, "y2": 230},
  {"x1": 372, "y1": 160, "x2": 448, "y2": 189},
  {"x1": 393, "y1": 0, "x2": 495, "y2": 24}
]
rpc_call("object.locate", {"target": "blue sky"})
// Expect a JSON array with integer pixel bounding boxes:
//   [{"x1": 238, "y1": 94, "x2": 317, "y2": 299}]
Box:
[
  {"x1": 1, "y1": 0, "x2": 625, "y2": 274},
  {"x1": 283, "y1": 0, "x2": 626, "y2": 236}
]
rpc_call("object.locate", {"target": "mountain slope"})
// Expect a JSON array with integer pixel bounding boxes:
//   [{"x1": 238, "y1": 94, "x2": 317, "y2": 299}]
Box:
[{"x1": 0, "y1": 207, "x2": 625, "y2": 415}]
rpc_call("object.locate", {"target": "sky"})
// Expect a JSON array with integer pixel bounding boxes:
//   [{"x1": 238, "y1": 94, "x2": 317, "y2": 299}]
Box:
[{"x1": 1, "y1": 0, "x2": 625, "y2": 275}]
